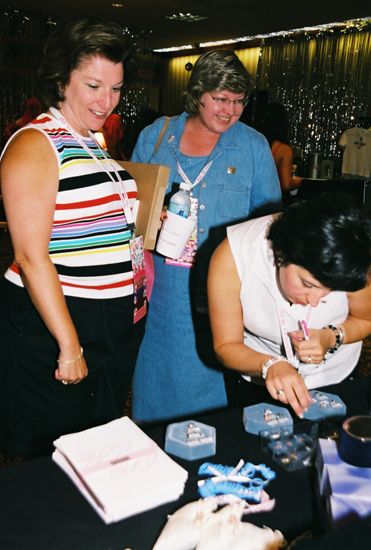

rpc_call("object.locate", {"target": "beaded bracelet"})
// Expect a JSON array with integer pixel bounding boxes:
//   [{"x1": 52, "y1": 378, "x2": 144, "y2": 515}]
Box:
[
  {"x1": 324, "y1": 325, "x2": 344, "y2": 359},
  {"x1": 57, "y1": 346, "x2": 84, "y2": 365}
]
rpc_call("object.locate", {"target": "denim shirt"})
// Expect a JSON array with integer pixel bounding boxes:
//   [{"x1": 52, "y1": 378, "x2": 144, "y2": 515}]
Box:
[{"x1": 131, "y1": 112, "x2": 282, "y2": 308}]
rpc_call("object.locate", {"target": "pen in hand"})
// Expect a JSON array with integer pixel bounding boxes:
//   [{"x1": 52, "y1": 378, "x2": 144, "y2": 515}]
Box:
[{"x1": 300, "y1": 320, "x2": 309, "y2": 340}]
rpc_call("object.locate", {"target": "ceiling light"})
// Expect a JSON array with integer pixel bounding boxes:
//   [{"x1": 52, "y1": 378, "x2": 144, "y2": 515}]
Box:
[
  {"x1": 165, "y1": 13, "x2": 208, "y2": 23},
  {"x1": 112, "y1": 3, "x2": 124, "y2": 7},
  {"x1": 155, "y1": 44, "x2": 194, "y2": 53},
  {"x1": 154, "y1": 17, "x2": 370, "y2": 53},
  {"x1": 199, "y1": 18, "x2": 370, "y2": 46}
]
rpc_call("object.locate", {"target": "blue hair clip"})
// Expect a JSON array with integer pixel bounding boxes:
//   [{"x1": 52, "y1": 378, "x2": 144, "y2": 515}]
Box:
[
  {"x1": 197, "y1": 459, "x2": 276, "y2": 504},
  {"x1": 198, "y1": 460, "x2": 275, "y2": 484},
  {"x1": 198, "y1": 462, "x2": 239, "y2": 477},
  {"x1": 255, "y1": 463, "x2": 276, "y2": 482},
  {"x1": 198, "y1": 479, "x2": 262, "y2": 502}
]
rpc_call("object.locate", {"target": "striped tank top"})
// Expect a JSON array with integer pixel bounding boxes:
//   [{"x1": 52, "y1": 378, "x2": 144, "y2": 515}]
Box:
[{"x1": 3, "y1": 111, "x2": 136, "y2": 299}]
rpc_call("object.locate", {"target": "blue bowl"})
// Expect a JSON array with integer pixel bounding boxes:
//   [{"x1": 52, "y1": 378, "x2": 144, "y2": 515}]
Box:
[{"x1": 338, "y1": 415, "x2": 371, "y2": 468}]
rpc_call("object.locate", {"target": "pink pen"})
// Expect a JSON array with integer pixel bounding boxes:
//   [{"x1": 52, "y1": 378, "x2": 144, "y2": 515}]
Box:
[{"x1": 300, "y1": 320, "x2": 310, "y2": 340}]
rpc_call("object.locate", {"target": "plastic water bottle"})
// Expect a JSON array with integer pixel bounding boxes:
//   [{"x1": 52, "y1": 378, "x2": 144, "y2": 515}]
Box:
[{"x1": 168, "y1": 182, "x2": 192, "y2": 218}]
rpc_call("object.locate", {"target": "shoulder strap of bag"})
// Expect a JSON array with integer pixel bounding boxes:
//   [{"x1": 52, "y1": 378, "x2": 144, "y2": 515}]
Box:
[{"x1": 153, "y1": 116, "x2": 170, "y2": 155}]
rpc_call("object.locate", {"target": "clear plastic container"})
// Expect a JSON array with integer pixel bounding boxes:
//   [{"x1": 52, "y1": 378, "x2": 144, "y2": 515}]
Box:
[{"x1": 168, "y1": 182, "x2": 192, "y2": 218}]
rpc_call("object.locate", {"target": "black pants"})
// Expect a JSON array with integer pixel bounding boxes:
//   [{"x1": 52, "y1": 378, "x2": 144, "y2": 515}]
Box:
[{"x1": 0, "y1": 279, "x2": 145, "y2": 458}]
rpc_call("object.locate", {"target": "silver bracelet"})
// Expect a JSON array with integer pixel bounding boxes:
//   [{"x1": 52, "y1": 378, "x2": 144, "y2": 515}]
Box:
[{"x1": 261, "y1": 356, "x2": 290, "y2": 379}]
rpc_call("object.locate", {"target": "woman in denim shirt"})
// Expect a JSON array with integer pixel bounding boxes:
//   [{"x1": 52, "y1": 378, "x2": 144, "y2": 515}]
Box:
[{"x1": 131, "y1": 49, "x2": 282, "y2": 423}]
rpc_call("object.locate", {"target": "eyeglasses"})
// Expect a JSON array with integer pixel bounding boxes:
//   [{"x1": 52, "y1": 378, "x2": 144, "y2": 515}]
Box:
[{"x1": 209, "y1": 93, "x2": 247, "y2": 109}]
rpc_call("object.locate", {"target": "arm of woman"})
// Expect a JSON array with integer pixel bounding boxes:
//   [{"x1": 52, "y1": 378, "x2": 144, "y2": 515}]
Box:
[
  {"x1": 274, "y1": 144, "x2": 302, "y2": 192},
  {"x1": 249, "y1": 137, "x2": 282, "y2": 214},
  {"x1": 290, "y1": 283, "x2": 371, "y2": 362},
  {"x1": 321, "y1": 284, "x2": 371, "y2": 353},
  {"x1": 208, "y1": 239, "x2": 312, "y2": 416},
  {"x1": 342, "y1": 283, "x2": 371, "y2": 341},
  {"x1": 131, "y1": 117, "x2": 164, "y2": 163},
  {"x1": 208, "y1": 238, "x2": 255, "y2": 372},
  {"x1": 1, "y1": 130, "x2": 87, "y2": 384}
]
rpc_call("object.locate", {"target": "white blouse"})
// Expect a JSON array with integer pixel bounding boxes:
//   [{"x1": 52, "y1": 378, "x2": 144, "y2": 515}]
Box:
[{"x1": 227, "y1": 215, "x2": 361, "y2": 389}]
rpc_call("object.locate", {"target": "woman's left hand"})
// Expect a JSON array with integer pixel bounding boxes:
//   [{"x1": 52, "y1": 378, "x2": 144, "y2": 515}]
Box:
[
  {"x1": 289, "y1": 328, "x2": 333, "y2": 364},
  {"x1": 55, "y1": 353, "x2": 88, "y2": 385}
]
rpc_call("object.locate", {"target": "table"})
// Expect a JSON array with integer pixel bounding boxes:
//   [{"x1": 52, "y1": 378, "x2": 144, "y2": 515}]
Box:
[
  {"x1": 0, "y1": 377, "x2": 369, "y2": 550},
  {"x1": 296, "y1": 177, "x2": 370, "y2": 208}
]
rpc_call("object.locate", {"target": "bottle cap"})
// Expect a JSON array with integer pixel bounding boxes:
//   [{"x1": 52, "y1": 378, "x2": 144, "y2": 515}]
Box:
[{"x1": 179, "y1": 182, "x2": 192, "y2": 191}]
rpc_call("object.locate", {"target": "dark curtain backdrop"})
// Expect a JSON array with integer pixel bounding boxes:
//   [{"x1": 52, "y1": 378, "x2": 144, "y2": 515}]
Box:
[
  {"x1": 0, "y1": 6, "x2": 151, "y2": 154},
  {"x1": 1, "y1": 7, "x2": 370, "y2": 167},
  {"x1": 255, "y1": 25, "x2": 371, "y2": 174}
]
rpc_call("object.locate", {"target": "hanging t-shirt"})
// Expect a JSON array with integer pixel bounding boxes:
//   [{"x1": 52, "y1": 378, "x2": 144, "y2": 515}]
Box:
[{"x1": 339, "y1": 126, "x2": 371, "y2": 178}]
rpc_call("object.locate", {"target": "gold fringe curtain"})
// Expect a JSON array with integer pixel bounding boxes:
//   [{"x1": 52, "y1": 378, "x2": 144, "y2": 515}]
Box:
[
  {"x1": 163, "y1": 55, "x2": 199, "y2": 116},
  {"x1": 256, "y1": 28, "x2": 371, "y2": 172}
]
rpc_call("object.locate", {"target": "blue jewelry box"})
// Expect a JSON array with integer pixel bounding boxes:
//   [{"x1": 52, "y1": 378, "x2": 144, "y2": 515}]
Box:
[
  {"x1": 243, "y1": 402, "x2": 293, "y2": 435},
  {"x1": 165, "y1": 420, "x2": 216, "y2": 461},
  {"x1": 303, "y1": 390, "x2": 346, "y2": 421}
]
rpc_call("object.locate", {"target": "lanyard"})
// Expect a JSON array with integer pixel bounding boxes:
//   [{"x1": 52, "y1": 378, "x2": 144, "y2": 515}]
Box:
[
  {"x1": 49, "y1": 108, "x2": 134, "y2": 226},
  {"x1": 176, "y1": 159, "x2": 213, "y2": 190},
  {"x1": 277, "y1": 305, "x2": 312, "y2": 362}
]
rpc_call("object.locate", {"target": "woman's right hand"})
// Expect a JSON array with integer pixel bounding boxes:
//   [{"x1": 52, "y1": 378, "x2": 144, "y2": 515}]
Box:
[
  {"x1": 289, "y1": 327, "x2": 333, "y2": 364},
  {"x1": 160, "y1": 206, "x2": 168, "y2": 221},
  {"x1": 158, "y1": 206, "x2": 167, "y2": 229},
  {"x1": 264, "y1": 361, "x2": 313, "y2": 418},
  {"x1": 2, "y1": 129, "x2": 89, "y2": 389}
]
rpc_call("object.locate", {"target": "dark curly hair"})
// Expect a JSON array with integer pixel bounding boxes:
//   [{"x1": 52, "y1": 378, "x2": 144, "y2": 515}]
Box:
[
  {"x1": 268, "y1": 192, "x2": 371, "y2": 292},
  {"x1": 37, "y1": 18, "x2": 130, "y2": 108}
]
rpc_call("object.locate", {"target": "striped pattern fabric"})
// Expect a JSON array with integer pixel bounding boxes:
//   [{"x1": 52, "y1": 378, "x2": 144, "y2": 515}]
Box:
[{"x1": 5, "y1": 112, "x2": 136, "y2": 299}]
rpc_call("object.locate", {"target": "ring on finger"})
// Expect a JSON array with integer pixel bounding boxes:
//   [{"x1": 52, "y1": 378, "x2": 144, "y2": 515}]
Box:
[
  {"x1": 61, "y1": 379, "x2": 69, "y2": 385},
  {"x1": 276, "y1": 388, "x2": 285, "y2": 397},
  {"x1": 306, "y1": 356, "x2": 312, "y2": 364}
]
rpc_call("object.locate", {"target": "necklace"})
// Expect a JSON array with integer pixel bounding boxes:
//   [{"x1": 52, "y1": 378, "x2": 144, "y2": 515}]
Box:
[{"x1": 49, "y1": 107, "x2": 134, "y2": 227}]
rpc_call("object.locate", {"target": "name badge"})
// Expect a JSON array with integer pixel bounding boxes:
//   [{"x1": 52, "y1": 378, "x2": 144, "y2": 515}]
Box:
[{"x1": 130, "y1": 235, "x2": 147, "y2": 324}]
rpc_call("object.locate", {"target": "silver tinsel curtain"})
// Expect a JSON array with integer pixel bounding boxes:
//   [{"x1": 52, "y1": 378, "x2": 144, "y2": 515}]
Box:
[{"x1": 256, "y1": 24, "x2": 371, "y2": 174}]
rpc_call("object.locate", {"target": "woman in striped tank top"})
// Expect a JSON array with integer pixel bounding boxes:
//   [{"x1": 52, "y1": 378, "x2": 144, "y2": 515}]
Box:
[{"x1": 0, "y1": 19, "x2": 146, "y2": 458}]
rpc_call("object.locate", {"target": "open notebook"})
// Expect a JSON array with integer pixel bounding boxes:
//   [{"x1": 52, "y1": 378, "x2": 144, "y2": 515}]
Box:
[
  {"x1": 53, "y1": 417, "x2": 188, "y2": 524},
  {"x1": 118, "y1": 161, "x2": 170, "y2": 250}
]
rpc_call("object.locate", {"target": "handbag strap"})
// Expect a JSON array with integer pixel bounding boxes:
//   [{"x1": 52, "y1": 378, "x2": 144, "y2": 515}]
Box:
[{"x1": 153, "y1": 116, "x2": 170, "y2": 155}]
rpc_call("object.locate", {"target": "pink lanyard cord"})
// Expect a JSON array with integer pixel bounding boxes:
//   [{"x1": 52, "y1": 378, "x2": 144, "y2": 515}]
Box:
[{"x1": 277, "y1": 305, "x2": 312, "y2": 363}]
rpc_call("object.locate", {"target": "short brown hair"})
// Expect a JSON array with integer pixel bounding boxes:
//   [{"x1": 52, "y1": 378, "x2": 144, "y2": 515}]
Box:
[{"x1": 184, "y1": 49, "x2": 254, "y2": 116}]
